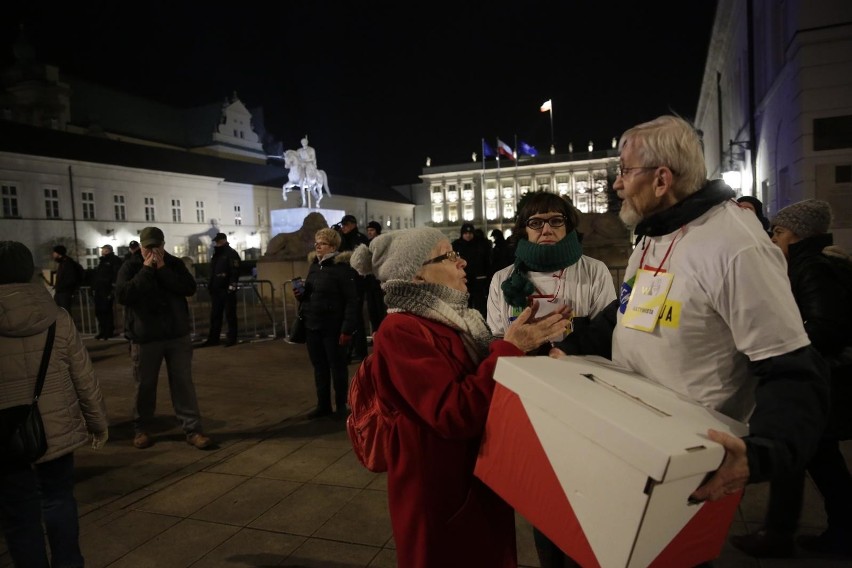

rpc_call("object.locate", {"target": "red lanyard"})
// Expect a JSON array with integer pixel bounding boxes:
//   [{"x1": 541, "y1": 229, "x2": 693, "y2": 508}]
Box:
[
  {"x1": 533, "y1": 268, "x2": 566, "y2": 301},
  {"x1": 639, "y1": 227, "x2": 684, "y2": 276}
]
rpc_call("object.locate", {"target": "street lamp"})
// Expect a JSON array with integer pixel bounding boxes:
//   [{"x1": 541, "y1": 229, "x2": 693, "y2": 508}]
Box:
[{"x1": 722, "y1": 139, "x2": 751, "y2": 192}]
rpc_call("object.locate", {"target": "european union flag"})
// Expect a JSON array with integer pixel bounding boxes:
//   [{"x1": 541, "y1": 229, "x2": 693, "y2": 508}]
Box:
[
  {"x1": 519, "y1": 141, "x2": 539, "y2": 157},
  {"x1": 482, "y1": 139, "x2": 495, "y2": 158}
]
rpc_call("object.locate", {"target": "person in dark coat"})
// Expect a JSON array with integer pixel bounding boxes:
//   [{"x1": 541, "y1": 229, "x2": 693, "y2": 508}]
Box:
[
  {"x1": 115, "y1": 226, "x2": 213, "y2": 451},
  {"x1": 51, "y1": 245, "x2": 83, "y2": 312},
  {"x1": 123, "y1": 240, "x2": 140, "y2": 262},
  {"x1": 364, "y1": 221, "x2": 387, "y2": 335},
  {"x1": 294, "y1": 228, "x2": 360, "y2": 419},
  {"x1": 201, "y1": 233, "x2": 241, "y2": 347},
  {"x1": 452, "y1": 223, "x2": 491, "y2": 318},
  {"x1": 732, "y1": 199, "x2": 852, "y2": 559},
  {"x1": 489, "y1": 228, "x2": 515, "y2": 275},
  {"x1": 92, "y1": 244, "x2": 123, "y2": 339},
  {"x1": 338, "y1": 214, "x2": 370, "y2": 361}
]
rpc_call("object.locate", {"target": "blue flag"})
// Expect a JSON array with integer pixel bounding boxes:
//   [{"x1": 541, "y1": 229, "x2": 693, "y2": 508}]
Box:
[
  {"x1": 482, "y1": 139, "x2": 495, "y2": 158},
  {"x1": 519, "y1": 140, "x2": 539, "y2": 157}
]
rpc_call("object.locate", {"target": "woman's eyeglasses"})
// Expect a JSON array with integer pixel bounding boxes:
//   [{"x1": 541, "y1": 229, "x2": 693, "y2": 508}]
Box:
[
  {"x1": 525, "y1": 216, "x2": 567, "y2": 230},
  {"x1": 314, "y1": 241, "x2": 331, "y2": 247},
  {"x1": 421, "y1": 250, "x2": 463, "y2": 266}
]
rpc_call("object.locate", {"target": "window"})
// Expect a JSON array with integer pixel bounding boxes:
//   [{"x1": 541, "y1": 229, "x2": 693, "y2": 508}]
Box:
[
  {"x1": 114, "y1": 195, "x2": 126, "y2": 221},
  {"x1": 196, "y1": 200, "x2": 205, "y2": 223},
  {"x1": 234, "y1": 204, "x2": 242, "y2": 225},
  {"x1": 144, "y1": 197, "x2": 156, "y2": 222},
  {"x1": 85, "y1": 247, "x2": 99, "y2": 269},
  {"x1": 171, "y1": 199, "x2": 182, "y2": 223},
  {"x1": 82, "y1": 191, "x2": 95, "y2": 220},
  {"x1": 44, "y1": 188, "x2": 60, "y2": 218},
  {"x1": 2, "y1": 184, "x2": 19, "y2": 217},
  {"x1": 836, "y1": 165, "x2": 852, "y2": 184}
]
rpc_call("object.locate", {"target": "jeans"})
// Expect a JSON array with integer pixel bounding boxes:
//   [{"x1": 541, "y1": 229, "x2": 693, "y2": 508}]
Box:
[{"x1": 0, "y1": 452, "x2": 84, "y2": 568}]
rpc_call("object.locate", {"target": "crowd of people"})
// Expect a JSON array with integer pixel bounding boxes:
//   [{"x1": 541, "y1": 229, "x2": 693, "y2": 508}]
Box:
[{"x1": 3, "y1": 113, "x2": 851, "y2": 566}]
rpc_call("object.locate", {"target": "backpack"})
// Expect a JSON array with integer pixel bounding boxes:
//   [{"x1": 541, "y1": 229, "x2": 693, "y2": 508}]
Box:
[{"x1": 346, "y1": 353, "x2": 392, "y2": 472}]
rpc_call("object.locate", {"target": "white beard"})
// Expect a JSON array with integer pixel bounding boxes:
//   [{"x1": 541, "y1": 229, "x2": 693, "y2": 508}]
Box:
[{"x1": 618, "y1": 199, "x2": 643, "y2": 228}]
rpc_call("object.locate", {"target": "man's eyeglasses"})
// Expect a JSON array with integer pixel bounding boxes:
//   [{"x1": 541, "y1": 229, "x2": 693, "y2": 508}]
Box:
[
  {"x1": 525, "y1": 216, "x2": 567, "y2": 230},
  {"x1": 618, "y1": 165, "x2": 659, "y2": 177},
  {"x1": 422, "y1": 250, "x2": 463, "y2": 266}
]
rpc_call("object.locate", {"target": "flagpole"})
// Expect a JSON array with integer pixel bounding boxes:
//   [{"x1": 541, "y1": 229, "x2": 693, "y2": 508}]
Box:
[{"x1": 549, "y1": 103, "x2": 555, "y2": 154}]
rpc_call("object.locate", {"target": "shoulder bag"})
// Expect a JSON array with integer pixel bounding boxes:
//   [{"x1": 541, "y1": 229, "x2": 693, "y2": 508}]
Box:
[{"x1": 0, "y1": 322, "x2": 56, "y2": 463}]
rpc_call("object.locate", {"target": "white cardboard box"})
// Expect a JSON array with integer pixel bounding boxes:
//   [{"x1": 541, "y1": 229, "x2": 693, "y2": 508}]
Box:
[{"x1": 474, "y1": 355, "x2": 749, "y2": 568}]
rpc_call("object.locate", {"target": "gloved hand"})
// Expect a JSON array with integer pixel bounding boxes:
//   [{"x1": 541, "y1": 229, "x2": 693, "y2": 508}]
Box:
[
  {"x1": 228, "y1": 284, "x2": 237, "y2": 293},
  {"x1": 338, "y1": 333, "x2": 352, "y2": 346},
  {"x1": 91, "y1": 429, "x2": 109, "y2": 450}
]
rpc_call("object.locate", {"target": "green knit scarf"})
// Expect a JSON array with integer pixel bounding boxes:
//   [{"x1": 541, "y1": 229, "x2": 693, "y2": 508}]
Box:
[{"x1": 500, "y1": 231, "x2": 583, "y2": 308}]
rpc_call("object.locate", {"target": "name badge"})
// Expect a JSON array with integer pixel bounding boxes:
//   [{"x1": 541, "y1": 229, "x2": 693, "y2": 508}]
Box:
[{"x1": 622, "y1": 269, "x2": 674, "y2": 332}]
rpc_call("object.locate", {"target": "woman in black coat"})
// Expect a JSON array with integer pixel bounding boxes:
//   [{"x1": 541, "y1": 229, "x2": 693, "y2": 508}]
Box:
[
  {"x1": 294, "y1": 228, "x2": 360, "y2": 419},
  {"x1": 732, "y1": 199, "x2": 852, "y2": 558}
]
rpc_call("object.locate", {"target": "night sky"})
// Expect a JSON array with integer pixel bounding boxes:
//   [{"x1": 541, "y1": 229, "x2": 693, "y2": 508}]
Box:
[{"x1": 2, "y1": 1, "x2": 718, "y2": 187}]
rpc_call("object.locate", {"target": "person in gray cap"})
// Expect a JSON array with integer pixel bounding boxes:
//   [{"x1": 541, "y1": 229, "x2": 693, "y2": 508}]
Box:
[
  {"x1": 733, "y1": 199, "x2": 852, "y2": 558},
  {"x1": 0, "y1": 241, "x2": 108, "y2": 567},
  {"x1": 349, "y1": 228, "x2": 569, "y2": 568},
  {"x1": 115, "y1": 227, "x2": 214, "y2": 450}
]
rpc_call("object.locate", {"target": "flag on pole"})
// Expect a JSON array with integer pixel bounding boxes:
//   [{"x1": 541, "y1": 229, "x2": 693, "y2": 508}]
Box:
[
  {"x1": 519, "y1": 140, "x2": 539, "y2": 157},
  {"x1": 540, "y1": 99, "x2": 552, "y2": 112},
  {"x1": 482, "y1": 139, "x2": 495, "y2": 158},
  {"x1": 497, "y1": 138, "x2": 514, "y2": 160}
]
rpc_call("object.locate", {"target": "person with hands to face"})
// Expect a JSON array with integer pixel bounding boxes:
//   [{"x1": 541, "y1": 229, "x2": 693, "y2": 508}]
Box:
[
  {"x1": 115, "y1": 226, "x2": 214, "y2": 451},
  {"x1": 297, "y1": 228, "x2": 359, "y2": 419},
  {"x1": 549, "y1": 115, "x2": 829, "y2": 565},
  {"x1": 350, "y1": 228, "x2": 568, "y2": 568}
]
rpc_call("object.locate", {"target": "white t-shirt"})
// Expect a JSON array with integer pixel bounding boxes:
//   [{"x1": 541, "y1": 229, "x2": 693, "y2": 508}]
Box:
[
  {"x1": 487, "y1": 255, "x2": 616, "y2": 338},
  {"x1": 613, "y1": 200, "x2": 810, "y2": 421}
]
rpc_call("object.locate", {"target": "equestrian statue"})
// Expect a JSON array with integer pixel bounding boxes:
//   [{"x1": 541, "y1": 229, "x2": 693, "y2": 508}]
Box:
[{"x1": 276, "y1": 136, "x2": 332, "y2": 208}]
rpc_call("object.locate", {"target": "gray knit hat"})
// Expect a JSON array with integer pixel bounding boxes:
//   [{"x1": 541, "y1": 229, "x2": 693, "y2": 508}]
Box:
[
  {"x1": 0, "y1": 241, "x2": 35, "y2": 284},
  {"x1": 771, "y1": 199, "x2": 832, "y2": 239},
  {"x1": 350, "y1": 228, "x2": 447, "y2": 282}
]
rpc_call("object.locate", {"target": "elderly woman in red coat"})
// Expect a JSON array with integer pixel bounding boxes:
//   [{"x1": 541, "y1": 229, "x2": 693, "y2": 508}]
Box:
[{"x1": 351, "y1": 227, "x2": 569, "y2": 568}]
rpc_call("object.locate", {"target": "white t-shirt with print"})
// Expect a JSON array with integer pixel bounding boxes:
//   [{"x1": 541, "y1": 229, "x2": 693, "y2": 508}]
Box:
[
  {"x1": 613, "y1": 200, "x2": 810, "y2": 421},
  {"x1": 487, "y1": 255, "x2": 616, "y2": 338}
]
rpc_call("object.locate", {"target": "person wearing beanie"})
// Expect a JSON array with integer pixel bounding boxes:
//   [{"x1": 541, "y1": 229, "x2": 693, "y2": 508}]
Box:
[
  {"x1": 50, "y1": 244, "x2": 85, "y2": 312},
  {"x1": 737, "y1": 195, "x2": 771, "y2": 235},
  {"x1": 733, "y1": 199, "x2": 852, "y2": 559},
  {"x1": 484, "y1": 190, "x2": 616, "y2": 564},
  {"x1": 489, "y1": 228, "x2": 515, "y2": 274},
  {"x1": 451, "y1": 222, "x2": 491, "y2": 317},
  {"x1": 115, "y1": 226, "x2": 214, "y2": 451},
  {"x1": 366, "y1": 220, "x2": 382, "y2": 239},
  {"x1": 349, "y1": 227, "x2": 570, "y2": 568},
  {"x1": 92, "y1": 244, "x2": 123, "y2": 340},
  {"x1": 338, "y1": 214, "x2": 370, "y2": 361},
  {"x1": 294, "y1": 228, "x2": 360, "y2": 419},
  {"x1": 0, "y1": 241, "x2": 108, "y2": 567}
]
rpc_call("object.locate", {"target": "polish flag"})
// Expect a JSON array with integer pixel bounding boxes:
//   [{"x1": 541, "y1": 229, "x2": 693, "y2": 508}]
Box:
[
  {"x1": 497, "y1": 139, "x2": 514, "y2": 160},
  {"x1": 540, "y1": 99, "x2": 552, "y2": 112}
]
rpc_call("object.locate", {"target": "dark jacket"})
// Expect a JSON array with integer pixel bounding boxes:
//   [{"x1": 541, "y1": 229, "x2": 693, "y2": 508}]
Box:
[
  {"x1": 299, "y1": 250, "x2": 359, "y2": 334},
  {"x1": 55, "y1": 256, "x2": 84, "y2": 294},
  {"x1": 208, "y1": 244, "x2": 241, "y2": 291},
  {"x1": 452, "y1": 236, "x2": 491, "y2": 280},
  {"x1": 786, "y1": 234, "x2": 852, "y2": 358},
  {"x1": 340, "y1": 229, "x2": 369, "y2": 252},
  {"x1": 115, "y1": 251, "x2": 197, "y2": 343},
  {"x1": 92, "y1": 252, "x2": 123, "y2": 296}
]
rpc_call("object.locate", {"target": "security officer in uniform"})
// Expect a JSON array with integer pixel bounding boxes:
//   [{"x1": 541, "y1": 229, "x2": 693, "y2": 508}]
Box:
[{"x1": 201, "y1": 233, "x2": 241, "y2": 347}]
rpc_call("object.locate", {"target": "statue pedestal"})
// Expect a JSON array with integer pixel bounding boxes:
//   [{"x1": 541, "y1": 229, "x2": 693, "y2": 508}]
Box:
[{"x1": 271, "y1": 207, "x2": 345, "y2": 235}]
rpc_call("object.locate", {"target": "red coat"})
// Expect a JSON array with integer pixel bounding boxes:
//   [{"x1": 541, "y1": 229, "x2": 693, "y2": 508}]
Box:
[{"x1": 372, "y1": 312, "x2": 521, "y2": 568}]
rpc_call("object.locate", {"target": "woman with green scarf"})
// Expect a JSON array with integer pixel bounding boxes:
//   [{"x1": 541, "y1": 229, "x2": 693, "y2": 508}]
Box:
[
  {"x1": 487, "y1": 191, "x2": 616, "y2": 343},
  {"x1": 487, "y1": 191, "x2": 616, "y2": 566}
]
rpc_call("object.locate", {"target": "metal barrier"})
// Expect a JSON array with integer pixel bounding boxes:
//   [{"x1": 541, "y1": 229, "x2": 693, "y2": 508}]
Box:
[{"x1": 69, "y1": 281, "x2": 284, "y2": 342}]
